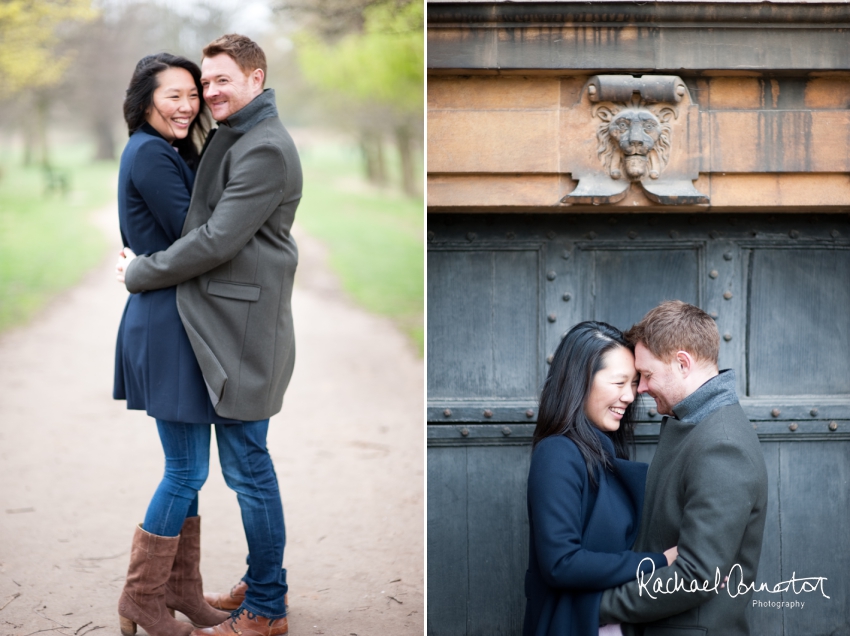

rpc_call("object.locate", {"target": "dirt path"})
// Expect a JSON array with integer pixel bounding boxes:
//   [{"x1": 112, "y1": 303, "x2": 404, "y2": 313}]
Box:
[{"x1": 0, "y1": 205, "x2": 424, "y2": 636}]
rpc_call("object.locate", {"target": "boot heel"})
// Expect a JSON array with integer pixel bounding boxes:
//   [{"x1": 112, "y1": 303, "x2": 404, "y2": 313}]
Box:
[{"x1": 119, "y1": 615, "x2": 137, "y2": 636}]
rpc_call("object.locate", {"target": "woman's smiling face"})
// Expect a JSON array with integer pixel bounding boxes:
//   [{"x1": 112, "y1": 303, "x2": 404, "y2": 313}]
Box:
[
  {"x1": 145, "y1": 67, "x2": 200, "y2": 143},
  {"x1": 584, "y1": 345, "x2": 639, "y2": 432}
]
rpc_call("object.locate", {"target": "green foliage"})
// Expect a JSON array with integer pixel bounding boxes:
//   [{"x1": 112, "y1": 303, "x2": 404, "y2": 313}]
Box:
[
  {"x1": 296, "y1": 142, "x2": 424, "y2": 354},
  {"x1": 0, "y1": 0, "x2": 96, "y2": 93},
  {"x1": 0, "y1": 144, "x2": 114, "y2": 331},
  {"x1": 295, "y1": 0, "x2": 424, "y2": 114}
]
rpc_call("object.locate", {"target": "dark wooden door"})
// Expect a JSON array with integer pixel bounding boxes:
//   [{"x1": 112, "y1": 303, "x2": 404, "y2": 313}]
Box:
[{"x1": 427, "y1": 213, "x2": 850, "y2": 636}]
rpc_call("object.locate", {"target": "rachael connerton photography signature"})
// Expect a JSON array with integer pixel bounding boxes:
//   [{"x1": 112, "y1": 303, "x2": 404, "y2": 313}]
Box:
[{"x1": 636, "y1": 559, "x2": 829, "y2": 600}]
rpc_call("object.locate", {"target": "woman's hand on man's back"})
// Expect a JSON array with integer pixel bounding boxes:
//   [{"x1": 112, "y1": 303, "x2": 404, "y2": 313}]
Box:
[{"x1": 663, "y1": 545, "x2": 678, "y2": 566}]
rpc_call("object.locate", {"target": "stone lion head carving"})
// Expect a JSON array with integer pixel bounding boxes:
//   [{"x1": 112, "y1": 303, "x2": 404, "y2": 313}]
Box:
[{"x1": 594, "y1": 97, "x2": 677, "y2": 181}]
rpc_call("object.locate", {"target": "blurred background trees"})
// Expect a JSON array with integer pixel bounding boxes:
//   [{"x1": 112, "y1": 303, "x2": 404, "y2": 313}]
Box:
[
  {"x1": 0, "y1": 0, "x2": 95, "y2": 92},
  {"x1": 0, "y1": 0, "x2": 424, "y2": 349},
  {"x1": 0, "y1": 0, "x2": 423, "y2": 191},
  {"x1": 0, "y1": 0, "x2": 95, "y2": 167},
  {"x1": 282, "y1": 0, "x2": 423, "y2": 194}
]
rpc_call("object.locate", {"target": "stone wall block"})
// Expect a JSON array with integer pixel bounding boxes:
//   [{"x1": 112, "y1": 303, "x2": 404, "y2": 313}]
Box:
[{"x1": 428, "y1": 109, "x2": 559, "y2": 173}]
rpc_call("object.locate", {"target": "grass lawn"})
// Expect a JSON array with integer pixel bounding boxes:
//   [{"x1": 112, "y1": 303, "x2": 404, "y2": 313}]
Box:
[
  {"x1": 0, "y1": 144, "x2": 116, "y2": 332},
  {"x1": 296, "y1": 142, "x2": 424, "y2": 354}
]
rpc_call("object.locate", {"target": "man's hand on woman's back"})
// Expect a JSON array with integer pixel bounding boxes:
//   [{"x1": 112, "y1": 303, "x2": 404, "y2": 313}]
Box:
[{"x1": 116, "y1": 247, "x2": 137, "y2": 283}]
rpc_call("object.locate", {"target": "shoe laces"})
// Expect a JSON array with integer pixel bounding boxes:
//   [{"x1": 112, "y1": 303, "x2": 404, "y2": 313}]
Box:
[{"x1": 227, "y1": 607, "x2": 259, "y2": 634}]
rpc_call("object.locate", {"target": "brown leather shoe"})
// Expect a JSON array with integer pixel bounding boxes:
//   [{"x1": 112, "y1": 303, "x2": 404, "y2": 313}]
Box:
[
  {"x1": 204, "y1": 581, "x2": 287, "y2": 612},
  {"x1": 191, "y1": 608, "x2": 288, "y2": 636},
  {"x1": 204, "y1": 580, "x2": 247, "y2": 611},
  {"x1": 165, "y1": 517, "x2": 230, "y2": 627},
  {"x1": 118, "y1": 524, "x2": 193, "y2": 636}
]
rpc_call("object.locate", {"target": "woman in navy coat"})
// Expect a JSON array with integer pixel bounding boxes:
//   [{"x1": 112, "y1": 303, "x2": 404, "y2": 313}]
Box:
[
  {"x1": 523, "y1": 322, "x2": 677, "y2": 636},
  {"x1": 113, "y1": 54, "x2": 233, "y2": 636}
]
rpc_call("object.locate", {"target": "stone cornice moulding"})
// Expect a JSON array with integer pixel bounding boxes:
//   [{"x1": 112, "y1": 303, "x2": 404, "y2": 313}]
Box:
[
  {"x1": 427, "y1": 2, "x2": 850, "y2": 72},
  {"x1": 428, "y1": 1, "x2": 843, "y2": 4},
  {"x1": 429, "y1": 1, "x2": 841, "y2": 3},
  {"x1": 427, "y1": 2, "x2": 850, "y2": 25}
]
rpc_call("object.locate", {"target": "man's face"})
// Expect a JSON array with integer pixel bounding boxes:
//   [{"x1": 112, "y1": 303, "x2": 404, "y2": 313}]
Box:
[
  {"x1": 634, "y1": 342, "x2": 687, "y2": 416},
  {"x1": 201, "y1": 54, "x2": 261, "y2": 122}
]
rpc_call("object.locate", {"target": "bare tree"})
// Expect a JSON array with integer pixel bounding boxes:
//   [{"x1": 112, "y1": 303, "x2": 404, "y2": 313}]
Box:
[
  {"x1": 5, "y1": 1, "x2": 233, "y2": 163},
  {"x1": 273, "y1": 0, "x2": 379, "y2": 39}
]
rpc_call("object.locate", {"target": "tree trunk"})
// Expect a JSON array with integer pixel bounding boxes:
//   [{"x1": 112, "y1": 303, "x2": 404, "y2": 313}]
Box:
[
  {"x1": 93, "y1": 121, "x2": 116, "y2": 161},
  {"x1": 22, "y1": 109, "x2": 35, "y2": 166},
  {"x1": 395, "y1": 125, "x2": 418, "y2": 196},
  {"x1": 373, "y1": 134, "x2": 386, "y2": 186},
  {"x1": 35, "y1": 94, "x2": 51, "y2": 168},
  {"x1": 359, "y1": 130, "x2": 386, "y2": 186}
]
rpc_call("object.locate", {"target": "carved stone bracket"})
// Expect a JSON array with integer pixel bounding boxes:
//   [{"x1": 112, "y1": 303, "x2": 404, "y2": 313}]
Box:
[
  {"x1": 562, "y1": 75, "x2": 709, "y2": 206},
  {"x1": 586, "y1": 75, "x2": 687, "y2": 104}
]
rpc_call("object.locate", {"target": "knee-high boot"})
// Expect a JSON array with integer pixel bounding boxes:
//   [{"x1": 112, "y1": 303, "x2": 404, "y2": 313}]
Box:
[
  {"x1": 165, "y1": 517, "x2": 229, "y2": 627},
  {"x1": 118, "y1": 524, "x2": 194, "y2": 636}
]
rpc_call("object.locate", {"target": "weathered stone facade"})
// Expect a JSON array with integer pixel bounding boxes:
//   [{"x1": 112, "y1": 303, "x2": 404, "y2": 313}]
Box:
[
  {"x1": 428, "y1": 1, "x2": 850, "y2": 213},
  {"x1": 427, "y1": 3, "x2": 850, "y2": 636}
]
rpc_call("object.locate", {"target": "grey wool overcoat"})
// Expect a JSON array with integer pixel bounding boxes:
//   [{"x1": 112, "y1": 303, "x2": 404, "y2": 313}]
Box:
[
  {"x1": 599, "y1": 370, "x2": 768, "y2": 636},
  {"x1": 125, "y1": 89, "x2": 302, "y2": 422}
]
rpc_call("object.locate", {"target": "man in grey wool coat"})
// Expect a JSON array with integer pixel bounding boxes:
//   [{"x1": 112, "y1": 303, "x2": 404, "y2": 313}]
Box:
[
  {"x1": 599, "y1": 300, "x2": 769, "y2": 636},
  {"x1": 117, "y1": 33, "x2": 299, "y2": 636}
]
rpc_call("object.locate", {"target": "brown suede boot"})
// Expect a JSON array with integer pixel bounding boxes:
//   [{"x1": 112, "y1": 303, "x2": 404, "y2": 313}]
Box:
[
  {"x1": 118, "y1": 524, "x2": 194, "y2": 636},
  {"x1": 191, "y1": 608, "x2": 288, "y2": 636},
  {"x1": 204, "y1": 580, "x2": 288, "y2": 612},
  {"x1": 165, "y1": 517, "x2": 230, "y2": 627}
]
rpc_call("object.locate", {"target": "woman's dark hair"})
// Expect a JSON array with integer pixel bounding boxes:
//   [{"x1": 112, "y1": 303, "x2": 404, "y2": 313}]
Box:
[
  {"x1": 123, "y1": 53, "x2": 210, "y2": 171},
  {"x1": 533, "y1": 321, "x2": 637, "y2": 488}
]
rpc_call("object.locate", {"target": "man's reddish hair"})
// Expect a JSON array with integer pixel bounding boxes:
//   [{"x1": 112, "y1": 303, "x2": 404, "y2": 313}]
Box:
[
  {"x1": 203, "y1": 34, "x2": 267, "y2": 84},
  {"x1": 625, "y1": 300, "x2": 720, "y2": 364}
]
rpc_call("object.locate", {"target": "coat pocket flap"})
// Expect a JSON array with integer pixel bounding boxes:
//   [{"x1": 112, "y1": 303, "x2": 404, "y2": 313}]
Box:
[
  {"x1": 208, "y1": 280, "x2": 261, "y2": 302},
  {"x1": 643, "y1": 627, "x2": 707, "y2": 636}
]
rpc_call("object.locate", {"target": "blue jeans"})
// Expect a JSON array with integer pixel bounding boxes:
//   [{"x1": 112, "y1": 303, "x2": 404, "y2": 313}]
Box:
[{"x1": 143, "y1": 419, "x2": 288, "y2": 619}]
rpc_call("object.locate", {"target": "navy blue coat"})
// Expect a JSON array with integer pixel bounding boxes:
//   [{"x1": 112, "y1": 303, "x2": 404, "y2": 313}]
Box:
[
  {"x1": 523, "y1": 430, "x2": 667, "y2": 636},
  {"x1": 113, "y1": 123, "x2": 239, "y2": 424}
]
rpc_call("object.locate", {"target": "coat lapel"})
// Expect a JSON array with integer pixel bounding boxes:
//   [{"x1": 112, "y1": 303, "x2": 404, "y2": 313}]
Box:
[{"x1": 184, "y1": 126, "x2": 243, "y2": 235}]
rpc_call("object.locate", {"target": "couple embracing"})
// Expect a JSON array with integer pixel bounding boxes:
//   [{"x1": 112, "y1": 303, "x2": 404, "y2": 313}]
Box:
[
  {"x1": 525, "y1": 301, "x2": 770, "y2": 636},
  {"x1": 113, "y1": 34, "x2": 298, "y2": 636}
]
